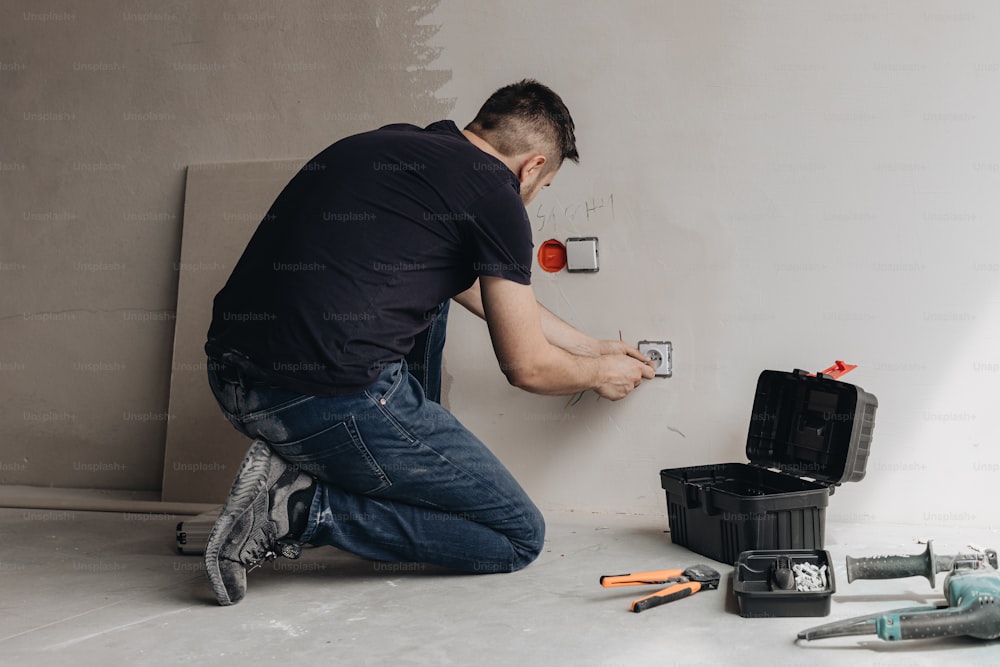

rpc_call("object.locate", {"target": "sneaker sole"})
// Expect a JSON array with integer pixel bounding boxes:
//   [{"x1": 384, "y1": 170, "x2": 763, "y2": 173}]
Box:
[{"x1": 204, "y1": 440, "x2": 273, "y2": 606}]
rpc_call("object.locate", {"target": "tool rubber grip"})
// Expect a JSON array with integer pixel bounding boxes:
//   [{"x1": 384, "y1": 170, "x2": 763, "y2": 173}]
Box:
[
  {"x1": 631, "y1": 582, "x2": 699, "y2": 613},
  {"x1": 600, "y1": 569, "x2": 683, "y2": 588},
  {"x1": 846, "y1": 555, "x2": 935, "y2": 585}
]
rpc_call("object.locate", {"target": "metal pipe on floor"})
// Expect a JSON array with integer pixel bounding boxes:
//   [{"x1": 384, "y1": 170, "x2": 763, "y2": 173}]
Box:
[{"x1": 0, "y1": 496, "x2": 218, "y2": 516}]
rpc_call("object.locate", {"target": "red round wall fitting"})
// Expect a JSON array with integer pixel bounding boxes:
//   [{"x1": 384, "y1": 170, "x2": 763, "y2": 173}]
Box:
[{"x1": 537, "y1": 239, "x2": 567, "y2": 272}]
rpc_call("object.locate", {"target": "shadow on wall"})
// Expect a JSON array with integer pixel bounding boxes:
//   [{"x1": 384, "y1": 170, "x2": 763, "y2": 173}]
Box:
[
  {"x1": 195, "y1": 0, "x2": 457, "y2": 130},
  {"x1": 366, "y1": 0, "x2": 456, "y2": 121}
]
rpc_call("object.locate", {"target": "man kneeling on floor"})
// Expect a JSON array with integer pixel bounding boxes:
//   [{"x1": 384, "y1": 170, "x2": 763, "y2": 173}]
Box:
[{"x1": 202, "y1": 79, "x2": 654, "y2": 605}]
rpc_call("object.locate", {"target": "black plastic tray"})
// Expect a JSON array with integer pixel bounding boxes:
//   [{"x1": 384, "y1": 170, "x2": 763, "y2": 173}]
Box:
[{"x1": 733, "y1": 549, "x2": 835, "y2": 617}]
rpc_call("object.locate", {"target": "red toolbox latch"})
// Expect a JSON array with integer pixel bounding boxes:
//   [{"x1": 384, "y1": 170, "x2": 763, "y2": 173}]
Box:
[{"x1": 810, "y1": 360, "x2": 857, "y2": 380}]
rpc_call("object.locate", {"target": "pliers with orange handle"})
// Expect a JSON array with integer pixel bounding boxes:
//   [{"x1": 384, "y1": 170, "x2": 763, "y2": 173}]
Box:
[{"x1": 600, "y1": 564, "x2": 721, "y2": 613}]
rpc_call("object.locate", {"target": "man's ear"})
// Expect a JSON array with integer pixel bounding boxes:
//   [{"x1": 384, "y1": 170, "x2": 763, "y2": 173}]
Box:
[{"x1": 517, "y1": 154, "x2": 547, "y2": 184}]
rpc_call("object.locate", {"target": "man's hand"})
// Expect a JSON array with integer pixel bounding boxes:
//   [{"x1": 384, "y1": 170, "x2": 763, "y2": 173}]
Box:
[
  {"x1": 595, "y1": 340, "x2": 655, "y2": 367},
  {"x1": 593, "y1": 347, "x2": 656, "y2": 400}
]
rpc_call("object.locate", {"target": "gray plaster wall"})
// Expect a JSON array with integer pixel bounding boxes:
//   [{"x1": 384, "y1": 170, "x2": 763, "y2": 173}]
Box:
[
  {"x1": 4, "y1": 1, "x2": 1000, "y2": 528},
  {"x1": 1, "y1": 0, "x2": 452, "y2": 491}
]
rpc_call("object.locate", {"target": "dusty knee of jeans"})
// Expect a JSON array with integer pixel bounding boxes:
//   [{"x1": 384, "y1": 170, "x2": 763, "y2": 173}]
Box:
[
  {"x1": 509, "y1": 509, "x2": 546, "y2": 571},
  {"x1": 475, "y1": 510, "x2": 545, "y2": 574}
]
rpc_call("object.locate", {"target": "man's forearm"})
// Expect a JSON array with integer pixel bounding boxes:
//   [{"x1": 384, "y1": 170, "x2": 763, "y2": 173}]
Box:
[
  {"x1": 536, "y1": 303, "x2": 601, "y2": 356},
  {"x1": 454, "y1": 278, "x2": 600, "y2": 356}
]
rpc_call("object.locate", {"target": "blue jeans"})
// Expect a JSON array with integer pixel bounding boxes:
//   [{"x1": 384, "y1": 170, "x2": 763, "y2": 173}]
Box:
[
  {"x1": 403, "y1": 300, "x2": 450, "y2": 403},
  {"x1": 206, "y1": 303, "x2": 544, "y2": 573}
]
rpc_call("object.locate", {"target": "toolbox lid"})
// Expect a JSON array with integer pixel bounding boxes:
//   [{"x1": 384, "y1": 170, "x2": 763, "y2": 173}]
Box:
[{"x1": 745, "y1": 369, "x2": 877, "y2": 487}]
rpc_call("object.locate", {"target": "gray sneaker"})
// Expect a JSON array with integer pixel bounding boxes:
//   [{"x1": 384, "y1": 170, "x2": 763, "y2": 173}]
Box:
[{"x1": 204, "y1": 440, "x2": 316, "y2": 605}]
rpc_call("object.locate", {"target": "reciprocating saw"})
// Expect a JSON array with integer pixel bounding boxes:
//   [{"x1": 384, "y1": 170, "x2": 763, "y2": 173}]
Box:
[{"x1": 798, "y1": 540, "x2": 1000, "y2": 643}]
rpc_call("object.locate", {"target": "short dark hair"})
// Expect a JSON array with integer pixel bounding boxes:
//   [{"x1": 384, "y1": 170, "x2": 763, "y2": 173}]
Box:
[{"x1": 465, "y1": 79, "x2": 579, "y2": 167}]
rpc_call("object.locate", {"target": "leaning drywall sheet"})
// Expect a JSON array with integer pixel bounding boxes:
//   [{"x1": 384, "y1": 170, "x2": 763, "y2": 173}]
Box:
[{"x1": 162, "y1": 160, "x2": 303, "y2": 503}]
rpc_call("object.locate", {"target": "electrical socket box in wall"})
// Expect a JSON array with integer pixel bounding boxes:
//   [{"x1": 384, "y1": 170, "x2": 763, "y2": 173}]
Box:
[
  {"x1": 565, "y1": 237, "x2": 599, "y2": 272},
  {"x1": 638, "y1": 340, "x2": 672, "y2": 377}
]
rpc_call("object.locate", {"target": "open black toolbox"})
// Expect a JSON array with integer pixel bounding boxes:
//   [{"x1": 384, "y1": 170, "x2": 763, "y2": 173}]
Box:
[{"x1": 660, "y1": 368, "x2": 877, "y2": 565}]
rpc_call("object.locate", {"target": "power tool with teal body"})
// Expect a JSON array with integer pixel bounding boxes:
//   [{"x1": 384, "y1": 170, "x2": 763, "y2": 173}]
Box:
[{"x1": 798, "y1": 540, "x2": 1000, "y2": 642}]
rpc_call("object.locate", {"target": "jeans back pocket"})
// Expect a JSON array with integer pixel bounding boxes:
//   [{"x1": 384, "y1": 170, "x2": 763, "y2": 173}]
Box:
[{"x1": 268, "y1": 416, "x2": 391, "y2": 496}]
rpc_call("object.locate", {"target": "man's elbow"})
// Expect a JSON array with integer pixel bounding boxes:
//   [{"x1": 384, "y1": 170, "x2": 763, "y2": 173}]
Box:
[{"x1": 500, "y1": 361, "x2": 545, "y2": 393}]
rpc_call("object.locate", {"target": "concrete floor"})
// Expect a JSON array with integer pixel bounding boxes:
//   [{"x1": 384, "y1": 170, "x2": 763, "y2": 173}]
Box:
[{"x1": 2, "y1": 506, "x2": 999, "y2": 667}]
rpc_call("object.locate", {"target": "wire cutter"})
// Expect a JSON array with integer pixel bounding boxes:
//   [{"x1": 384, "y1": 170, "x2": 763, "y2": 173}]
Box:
[{"x1": 600, "y1": 564, "x2": 721, "y2": 613}]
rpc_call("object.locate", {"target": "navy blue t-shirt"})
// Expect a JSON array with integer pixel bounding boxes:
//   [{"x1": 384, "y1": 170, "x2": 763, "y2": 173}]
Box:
[{"x1": 206, "y1": 120, "x2": 532, "y2": 396}]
